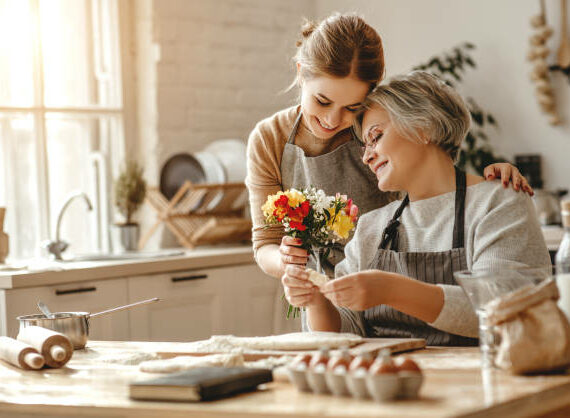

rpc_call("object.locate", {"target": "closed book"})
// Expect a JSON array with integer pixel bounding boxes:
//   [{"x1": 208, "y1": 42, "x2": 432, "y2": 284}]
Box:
[{"x1": 129, "y1": 367, "x2": 273, "y2": 402}]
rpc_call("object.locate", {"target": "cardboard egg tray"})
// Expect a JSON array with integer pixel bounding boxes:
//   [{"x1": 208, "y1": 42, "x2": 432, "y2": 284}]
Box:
[{"x1": 287, "y1": 365, "x2": 423, "y2": 402}]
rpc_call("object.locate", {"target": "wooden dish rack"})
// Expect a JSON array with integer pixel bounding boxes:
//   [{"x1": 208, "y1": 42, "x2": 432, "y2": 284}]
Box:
[{"x1": 139, "y1": 181, "x2": 252, "y2": 249}]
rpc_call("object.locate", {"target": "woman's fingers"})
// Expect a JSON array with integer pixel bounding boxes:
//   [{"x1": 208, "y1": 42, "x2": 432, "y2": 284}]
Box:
[
  {"x1": 499, "y1": 165, "x2": 512, "y2": 188},
  {"x1": 521, "y1": 178, "x2": 534, "y2": 196},
  {"x1": 279, "y1": 237, "x2": 309, "y2": 266},
  {"x1": 281, "y1": 236, "x2": 303, "y2": 247}
]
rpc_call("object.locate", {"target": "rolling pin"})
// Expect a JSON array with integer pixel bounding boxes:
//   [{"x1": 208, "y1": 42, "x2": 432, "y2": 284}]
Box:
[
  {"x1": 17, "y1": 326, "x2": 73, "y2": 368},
  {"x1": 0, "y1": 336, "x2": 45, "y2": 370}
]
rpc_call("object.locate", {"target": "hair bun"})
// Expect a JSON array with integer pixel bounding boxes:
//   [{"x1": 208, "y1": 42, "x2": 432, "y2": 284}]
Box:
[{"x1": 296, "y1": 19, "x2": 317, "y2": 47}]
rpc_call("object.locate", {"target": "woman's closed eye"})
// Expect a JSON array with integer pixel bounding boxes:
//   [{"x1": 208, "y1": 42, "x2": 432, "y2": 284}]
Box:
[
  {"x1": 315, "y1": 97, "x2": 361, "y2": 113},
  {"x1": 315, "y1": 97, "x2": 331, "y2": 107},
  {"x1": 365, "y1": 132, "x2": 382, "y2": 148}
]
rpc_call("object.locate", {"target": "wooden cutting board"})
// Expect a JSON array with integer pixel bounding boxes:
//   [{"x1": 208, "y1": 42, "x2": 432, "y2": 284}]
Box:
[{"x1": 157, "y1": 338, "x2": 426, "y2": 361}]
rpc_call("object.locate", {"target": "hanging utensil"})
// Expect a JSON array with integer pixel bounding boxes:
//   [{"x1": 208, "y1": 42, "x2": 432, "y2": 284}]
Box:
[{"x1": 558, "y1": 0, "x2": 570, "y2": 68}]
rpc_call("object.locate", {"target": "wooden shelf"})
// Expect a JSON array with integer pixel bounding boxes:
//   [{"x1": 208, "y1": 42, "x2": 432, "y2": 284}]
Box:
[{"x1": 139, "y1": 181, "x2": 251, "y2": 249}]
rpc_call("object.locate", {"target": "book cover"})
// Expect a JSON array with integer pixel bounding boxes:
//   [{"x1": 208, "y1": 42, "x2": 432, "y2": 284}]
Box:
[{"x1": 129, "y1": 367, "x2": 273, "y2": 402}]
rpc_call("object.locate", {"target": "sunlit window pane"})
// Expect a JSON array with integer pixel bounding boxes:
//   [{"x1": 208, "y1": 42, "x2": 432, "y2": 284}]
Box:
[
  {"x1": 46, "y1": 114, "x2": 101, "y2": 255},
  {"x1": 0, "y1": 114, "x2": 40, "y2": 259},
  {"x1": 0, "y1": 0, "x2": 35, "y2": 106},
  {"x1": 40, "y1": 0, "x2": 122, "y2": 108}
]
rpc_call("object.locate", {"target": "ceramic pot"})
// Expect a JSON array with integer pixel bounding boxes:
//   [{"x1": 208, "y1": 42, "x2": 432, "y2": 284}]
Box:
[{"x1": 112, "y1": 224, "x2": 139, "y2": 252}]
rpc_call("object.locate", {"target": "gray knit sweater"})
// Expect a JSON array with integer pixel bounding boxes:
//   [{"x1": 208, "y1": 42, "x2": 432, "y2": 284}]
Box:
[{"x1": 335, "y1": 180, "x2": 551, "y2": 339}]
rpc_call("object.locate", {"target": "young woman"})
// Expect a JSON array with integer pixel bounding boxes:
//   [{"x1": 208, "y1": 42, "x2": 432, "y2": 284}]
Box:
[
  {"x1": 246, "y1": 13, "x2": 531, "y2": 288},
  {"x1": 282, "y1": 71, "x2": 550, "y2": 344}
]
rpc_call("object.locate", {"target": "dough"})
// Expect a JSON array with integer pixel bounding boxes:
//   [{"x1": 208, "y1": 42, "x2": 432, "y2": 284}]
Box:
[
  {"x1": 306, "y1": 268, "x2": 329, "y2": 287},
  {"x1": 139, "y1": 353, "x2": 244, "y2": 373},
  {"x1": 168, "y1": 332, "x2": 363, "y2": 354},
  {"x1": 221, "y1": 331, "x2": 362, "y2": 351}
]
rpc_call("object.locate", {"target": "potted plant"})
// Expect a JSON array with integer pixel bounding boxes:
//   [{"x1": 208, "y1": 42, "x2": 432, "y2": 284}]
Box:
[{"x1": 113, "y1": 160, "x2": 147, "y2": 252}]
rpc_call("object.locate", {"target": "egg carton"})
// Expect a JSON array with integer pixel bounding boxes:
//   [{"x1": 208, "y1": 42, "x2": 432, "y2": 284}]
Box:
[{"x1": 287, "y1": 365, "x2": 423, "y2": 402}]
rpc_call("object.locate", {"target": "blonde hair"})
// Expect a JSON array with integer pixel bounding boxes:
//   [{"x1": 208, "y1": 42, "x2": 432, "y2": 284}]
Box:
[
  {"x1": 292, "y1": 13, "x2": 385, "y2": 90},
  {"x1": 357, "y1": 71, "x2": 471, "y2": 161}
]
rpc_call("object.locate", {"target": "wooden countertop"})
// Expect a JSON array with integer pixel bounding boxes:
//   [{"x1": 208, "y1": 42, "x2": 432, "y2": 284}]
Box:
[
  {"x1": 0, "y1": 341, "x2": 569, "y2": 417},
  {"x1": 0, "y1": 245, "x2": 254, "y2": 289}
]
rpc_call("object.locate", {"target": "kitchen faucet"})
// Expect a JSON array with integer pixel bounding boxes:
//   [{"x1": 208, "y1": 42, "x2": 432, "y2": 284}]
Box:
[{"x1": 43, "y1": 192, "x2": 93, "y2": 260}]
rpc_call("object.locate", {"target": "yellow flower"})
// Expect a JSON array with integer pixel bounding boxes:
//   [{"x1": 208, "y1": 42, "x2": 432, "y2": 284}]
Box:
[
  {"x1": 327, "y1": 209, "x2": 355, "y2": 239},
  {"x1": 284, "y1": 189, "x2": 305, "y2": 208},
  {"x1": 262, "y1": 192, "x2": 285, "y2": 218}
]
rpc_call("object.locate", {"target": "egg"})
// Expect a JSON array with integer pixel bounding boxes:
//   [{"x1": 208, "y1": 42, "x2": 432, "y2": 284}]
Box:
[
  {"x1": 327, "y1": 348, "x2": 352, "y2": 373},
  {"x1": 309, "y1": 347, "x2": 330, "y2": 371},
  {"x1": 291, "y1": 353, "x2": 311, "y2": 370},
  {"x1": 396, "y1": 357, "x2": 422, "y2": 374},
  {"x1": 349, "y1": 352, "x2": 373, "y2": 372},
  {"x1": 369, "y1": 349, "x2": 398, "y2": 375}
]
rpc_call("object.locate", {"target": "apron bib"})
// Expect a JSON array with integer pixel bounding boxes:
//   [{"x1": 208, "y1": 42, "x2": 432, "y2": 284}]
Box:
[{"x1": 363, "y1": 167, "x2": 478, "y2": 346}]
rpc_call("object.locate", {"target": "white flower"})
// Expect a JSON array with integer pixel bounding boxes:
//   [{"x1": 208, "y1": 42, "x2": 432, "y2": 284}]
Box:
[{"x1": 311, "y1": 189, "x2": 334, "y2": 213}]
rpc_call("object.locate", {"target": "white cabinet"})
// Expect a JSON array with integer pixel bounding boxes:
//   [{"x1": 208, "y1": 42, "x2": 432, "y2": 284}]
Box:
[
  {"x1": 128, "y1": 268, "x2": 225, "y2": 342},
  {"x1": 127, "y1": 264, "x2": 280, "y2": 342},
  {"x1": 0, "y1": 278, "x2": 129, "y2": 340},
  {"x1": 0, "y1": 261, "x2": 291, "y2": 343}
]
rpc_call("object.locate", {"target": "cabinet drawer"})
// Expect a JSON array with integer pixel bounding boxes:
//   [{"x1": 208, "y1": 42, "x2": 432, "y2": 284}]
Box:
[{"x1": 1, "y1": 278, "x2": 129, "y2": 341}]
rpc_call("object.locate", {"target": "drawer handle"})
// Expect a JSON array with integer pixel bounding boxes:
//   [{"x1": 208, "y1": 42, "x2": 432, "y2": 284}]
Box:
[
  {"x1": 171, "y1": 274, "x2": 208, "y2": 283},
  {"x1": 55, "y1": 286, "x2": 97, "y2": 296}
]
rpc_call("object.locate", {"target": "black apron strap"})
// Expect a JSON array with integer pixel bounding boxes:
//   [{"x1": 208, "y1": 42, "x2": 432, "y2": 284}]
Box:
[
  {"x1": 380, "y1": 166, "x2": 467, "y2": 251},
  {"x1": 452, "y1": 167, "x2": 467, "y2": 249},
  {"x1": 380, "y1": 195, "x2": 410, "y2": 250}
]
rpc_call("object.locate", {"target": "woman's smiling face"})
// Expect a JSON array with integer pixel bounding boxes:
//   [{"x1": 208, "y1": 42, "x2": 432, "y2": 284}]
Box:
[
  {"x1": 361, "y1": 104, "x2": 425, "y2": 192},
  {"x1": 299, "y1": 73, "x2": 370, "y2": 140}
]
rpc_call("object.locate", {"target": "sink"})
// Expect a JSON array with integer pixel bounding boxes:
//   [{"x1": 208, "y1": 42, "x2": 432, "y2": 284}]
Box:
[{"x1": 62, "y1": 249, "x2": 186, "y2": 262}]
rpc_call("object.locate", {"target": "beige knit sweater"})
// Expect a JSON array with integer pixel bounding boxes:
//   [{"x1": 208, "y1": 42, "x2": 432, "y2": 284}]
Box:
[{"x1": 245, "y1": 105, "x2": 353, "y2": 254}]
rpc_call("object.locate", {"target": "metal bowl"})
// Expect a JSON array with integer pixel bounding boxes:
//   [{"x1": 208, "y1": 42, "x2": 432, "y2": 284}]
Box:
[{"x1": 17, "y1": 312, "x2": 90, "y2": 350}]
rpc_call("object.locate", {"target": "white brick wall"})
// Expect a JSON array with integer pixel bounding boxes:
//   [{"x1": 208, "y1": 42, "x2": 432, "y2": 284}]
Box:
[{"x1": 134, "y1": 0, "x2": 316, "y2": 248}]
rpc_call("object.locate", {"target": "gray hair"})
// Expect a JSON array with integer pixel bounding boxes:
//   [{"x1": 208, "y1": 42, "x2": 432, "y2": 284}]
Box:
[{"x1": 356, "y1": 71, "x2": 471, "y2": 161}]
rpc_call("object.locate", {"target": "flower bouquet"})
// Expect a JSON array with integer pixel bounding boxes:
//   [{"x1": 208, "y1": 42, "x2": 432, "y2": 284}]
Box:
[{"x1": 262, "y1": 187, "x2": 359, "y2": 318}]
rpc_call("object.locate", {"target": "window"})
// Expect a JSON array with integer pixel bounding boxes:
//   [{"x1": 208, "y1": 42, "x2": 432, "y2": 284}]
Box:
[{"x1": 0, "y1": 0, "x2": 127, "y2": 259}]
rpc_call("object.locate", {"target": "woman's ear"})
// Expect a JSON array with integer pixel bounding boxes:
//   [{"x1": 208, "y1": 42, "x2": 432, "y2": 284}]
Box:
[{"x1": 296, "y1": 62, "x2": 304, "y2": 85}]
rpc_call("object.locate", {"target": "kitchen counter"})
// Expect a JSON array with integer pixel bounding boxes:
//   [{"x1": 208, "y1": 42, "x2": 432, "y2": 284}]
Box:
[
  {"x1": 0, "y1": 245, "x2": 255, "y2": 290},
  {"x1": 0, "y1": 341, "x2": 569, "y2": 417}
]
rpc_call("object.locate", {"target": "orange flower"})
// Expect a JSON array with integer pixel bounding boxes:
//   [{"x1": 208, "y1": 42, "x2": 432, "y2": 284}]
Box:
[
  {"x1": 273, "y1": 194, "x2": 290, "y2": 221},
  {"x1": 288, "y1": 200, "x2": 310, "y2": 231}
]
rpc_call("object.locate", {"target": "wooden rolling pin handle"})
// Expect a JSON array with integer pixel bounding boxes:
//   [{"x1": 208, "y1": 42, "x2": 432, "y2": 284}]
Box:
[
  {"x1": 17, "y1": 326, "x2": 73, "y2": 368},
  {"x1": 23, "y1": 352, "x2": 45, "y2": 369},
  {"x1": 50, "y1": 345, "x2": 66, "y2": 362}
]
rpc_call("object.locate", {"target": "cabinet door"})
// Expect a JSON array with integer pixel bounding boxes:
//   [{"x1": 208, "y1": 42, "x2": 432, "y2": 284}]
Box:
[
  {"x1": 128, "y1": 268, "x2": 225, "y2": 342},
  {"x1": 225, "y1": 264, "x2": 280, "y2": 337},
  {"x1": 2, "y1": 278, "x2": 129, "y2": 340},
  {"x1": 127, "y1": 264, "x2": 283, "y2": 342}
]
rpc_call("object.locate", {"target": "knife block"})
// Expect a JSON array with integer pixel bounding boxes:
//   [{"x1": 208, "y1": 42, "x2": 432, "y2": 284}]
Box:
[{"x1": 0, "y1": 208, "x2": 8, "y2": 263}]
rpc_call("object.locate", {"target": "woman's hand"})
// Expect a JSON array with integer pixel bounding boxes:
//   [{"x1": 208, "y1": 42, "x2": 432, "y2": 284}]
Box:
[
  {"x1": 321, "y1": 270, "x2": 382, "y2": 311},
  {"x1": 483, "y1": 163, "x2": 534, "y2": 196},
  {"x1": 279, "y1": 236, "x2": 309, "y2": 273},
  {"x1": 281, "y1": 265, "x2": 324, "y2": 308}
]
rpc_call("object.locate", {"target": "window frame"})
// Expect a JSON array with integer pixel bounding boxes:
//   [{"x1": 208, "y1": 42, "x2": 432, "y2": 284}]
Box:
[{"x1": 0, "y1": 0, "x2": 133, "y2": 258}]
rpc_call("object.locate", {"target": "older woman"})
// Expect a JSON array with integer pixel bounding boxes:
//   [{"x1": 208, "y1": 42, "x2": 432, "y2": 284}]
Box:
[{"x1": 284, "y1": 71, "x2": 550, "y2": 345}]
